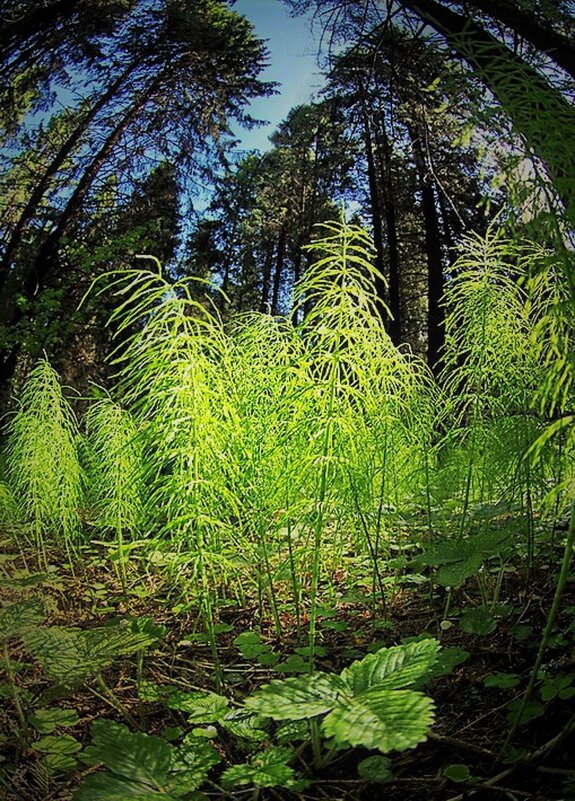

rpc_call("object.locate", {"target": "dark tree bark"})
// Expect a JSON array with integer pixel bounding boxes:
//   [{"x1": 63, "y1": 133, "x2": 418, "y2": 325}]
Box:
[
  {"x1": 374, "y1": 118, "x2": 402, "y2": 345},
  {"x1": 463, "y1": 0, "x2": 575, "y2": 80},
  {"x1": 399, "y1": 0, "x2": 575, "y2": 224},
  {"x1": 408, "y1": 122, "x2": 445, "y2": 374},
  {"x1": 361, "y1": 106, "x2": 389, "y2": 323},
  {"x1": 271, "y1": 224, "x2": 287, "y2": 315},
  {"x1": 0, "y1": 0, "x2": 81, "y2": 55},
  {"x1": 260, "y1": 242, "x2": 274, "y2": 312}
]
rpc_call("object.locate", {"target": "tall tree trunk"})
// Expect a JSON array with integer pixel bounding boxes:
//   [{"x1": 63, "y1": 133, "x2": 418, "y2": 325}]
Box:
[
  {"x1": 271, "y1": 224, "x2": 287, "y2": 315},
  {"x1": 436, "y1": 190, "x2": 457, "y2": 272},
  {"x1": 399, "y1": 0, "x2": 575, "y2": 225},
  {"x1": 260, "y1": 242, "x2": 274, "y2": 313},
  {"x1": 0, "y1": 70, "x2": 167, "y2": 383},
  {"x1": 361, "y1": 106, "x2": 388, "y2": 322},
  {"x1": 374, "y1": 117, "x2": 402, "y2": 345},
  {"x1": 408, "y1": 122, "x2": 445, "y2": 374}
]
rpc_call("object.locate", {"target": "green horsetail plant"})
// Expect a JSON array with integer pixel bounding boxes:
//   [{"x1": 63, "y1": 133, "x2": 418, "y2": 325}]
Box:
[
  {"x1": 84, "y1": 395, "x2": 144, "y2": 591},
  {"x1": 5, "y1": 358, "x2": 83, "y2": 564},
  {"x1": 440, "y1": 229, "x2": 544, "y2": 546},
  {"x1": 222, "y1": 312, "x2": 314, "y2": 633},
  {"x1": 88, "y1": 258, "x2": 239, "y2": 684},
  {"x1": 292, "y1": 220, "x2": 432, "y2": 662},
  {"x1": 526, "y1": 255, "x2": 575, "y2": 507}
]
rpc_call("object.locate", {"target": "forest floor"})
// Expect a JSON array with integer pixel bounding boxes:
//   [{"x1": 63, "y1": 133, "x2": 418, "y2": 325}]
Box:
[{"x1": 1, "y1": 532, "x2": 574, "y2": 801}]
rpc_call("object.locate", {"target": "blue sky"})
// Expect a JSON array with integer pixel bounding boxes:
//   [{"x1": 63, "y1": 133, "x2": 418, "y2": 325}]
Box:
[{"x1": 232, "y1": 0, "x2": 324, "y2": 151}]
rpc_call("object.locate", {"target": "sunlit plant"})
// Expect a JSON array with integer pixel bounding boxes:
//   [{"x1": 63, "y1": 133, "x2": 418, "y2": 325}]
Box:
[
  {"x1": 84, "y1": 394, "x2": 144, "y2": 590},
  {"x1": 4, "y1": 357, "x2": 83, "y2": 560}
]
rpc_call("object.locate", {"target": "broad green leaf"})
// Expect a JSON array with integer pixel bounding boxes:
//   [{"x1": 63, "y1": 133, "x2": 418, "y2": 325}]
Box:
[
  {"x1": 83, "y1": 720, "x2": 172, "y2": 787},
  {"x1": 507, "y1": 699, "x2": 544, "y2": 726},
  {"x1": 74, "y1": 720, "x2": 218, "y2": 800},
  {"x1": 245, "y1": 673, "x2": 348, "y2": 720},
  {"x1": 0, "y1": 599, "x2": 44, "y2": 641},
  {"x1": 29, "y1": 707, "x2": 79, "y2": 733},
  {"x1": 44, "y1": 753, "x2": 77, "y2": 773},
  {"x1": 416, "y1": 531, "x2": 508, "y2": 587},
  {"x1": 33, "y1": 734, "x2": 82, "y2": 754},
  {"x1": 273, "y1": 653, "x2": 308, "y2": 673},
  {"x1": 275, "y1": 720, "x2": 309, "y2": 744},
  {"x1": 24, "y1": 620, "x2": 162, "y2": 685},
  {"x1": 459, "y1": 607, "x2": 497, "y2": 636},
  {"x1": 167, "y1": 690, "x2": 229, "y2": 723},
  {"x1": 357, "y1": 755, "x2": 392, "y2": 783},
  {"x1": 234, "y1": 632, "x2": 264, "y2": 659},
  {"x1": 74, "y1": 773, "x2": 180, "y2": 800},
  {"x1": 322, "y1": 689, "x2": 434, "y2": 753},
  {"x1": 444, "y1": 763, "x2": 472, "y2": 783},
  {"x1": 167, "y1": 737, "x2": 220, "y2": 794},
  {"x1": 161, "y1": 727, "x2": 183, "y2": 742},
  {"x1": 139, "y1": 681, "x2": 174, "y2": 702},
  {"x1": 436, "y1": 554, "x2": 483, "y2": 587},
  {"x1": 483, "y1": 673, "x2": 520, "y2": 689},
  {"x1": 427, "y1": 647, "x2": 470, "y2": 680},
  {"x1": 220, "y1": 710, "x2": 268, "y2": 742},
  {"x1": 221, "y1": 747, "x2": 296, "y2": 789},
  {"x1": 340, "y1": 639, "x2": 439, "y2": 693}
]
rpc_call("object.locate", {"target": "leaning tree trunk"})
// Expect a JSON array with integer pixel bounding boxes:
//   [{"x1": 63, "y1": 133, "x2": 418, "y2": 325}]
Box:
[
  {"x1": 0, "y1": 69, "x2": 167, "y2": 384},
  {"x1": 399, "y1": 0, "x2": 575, "y2": 228},
  {"x1": 463, "y1": 0, "x2": 575, "y2": 80}
]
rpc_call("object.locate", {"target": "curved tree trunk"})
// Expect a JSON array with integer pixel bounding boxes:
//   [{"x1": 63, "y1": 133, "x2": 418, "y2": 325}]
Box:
[
  {"x1": 400, "y1": 0, "x2": 575, "y2": 225},
  {"x1": 0, "y1": 69, "x2": 167, "y2": 383},
  {"x1": 463, "y1": 0, "x2": 575, "y2": 80}
]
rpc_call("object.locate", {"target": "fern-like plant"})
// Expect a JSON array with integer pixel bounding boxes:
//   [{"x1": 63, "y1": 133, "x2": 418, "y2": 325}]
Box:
[
  {"x1": 5, "y1": 358, "x2": 83, "y2": 557},
  {"x1": 84, "y1": 394, "x2": 144, "y2": 590}
]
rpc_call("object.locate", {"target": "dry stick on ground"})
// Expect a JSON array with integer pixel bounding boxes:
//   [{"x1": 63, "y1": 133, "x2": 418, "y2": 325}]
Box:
[{"x1": 428, "y1": 731, "x2": 495, "y2": 758}]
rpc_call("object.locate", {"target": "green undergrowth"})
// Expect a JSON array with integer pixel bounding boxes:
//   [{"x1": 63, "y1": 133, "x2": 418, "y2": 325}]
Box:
[
  {"x1": 1, "y1": 541, "x2": 574, "y2": 800},
  {"x1": 1, "y1": 220, "x2": 574, "y2": 798}
]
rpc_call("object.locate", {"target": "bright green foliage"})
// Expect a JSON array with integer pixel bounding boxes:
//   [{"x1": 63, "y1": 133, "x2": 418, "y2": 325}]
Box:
[
  {"x1": 221, "y1": 747, "x2": 298, "y2": 790},
  {"x1": 0, "y1": 598, "x2": 44, "y2": 640},
  {"x1": 5, "y1": 358, "x2": 83, "y2": 542},
  {"x1": 166, "y1": 690, "x2": 229, "y2": 723},
  {"x1": 29, "y1": 707, "x2": 80, "y2": 733},
  {"x1": 84, "y1": 396, "x2": 144, "y2": 537},
  {"x1": 442, "y1": 229, "x2": 539, "y2": 420},
  {"x1": 219, "y1": 710, "x2": 268, "y2": 742},
  {"x1": 75, "y1": 720, "x2": 219, "y2": 800},
  {"x1": 246, "y1": 673, "x2": 347, "y2": 720},
  {"x1": 23, "y1": 617, "x2": 164, "y2": 686},
  {"x1": 246, "y1": 639, "x2": 438, "y2": 753},
  {"x1": 33, "y1": 734, "x2": 82, "y2": 755}
]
